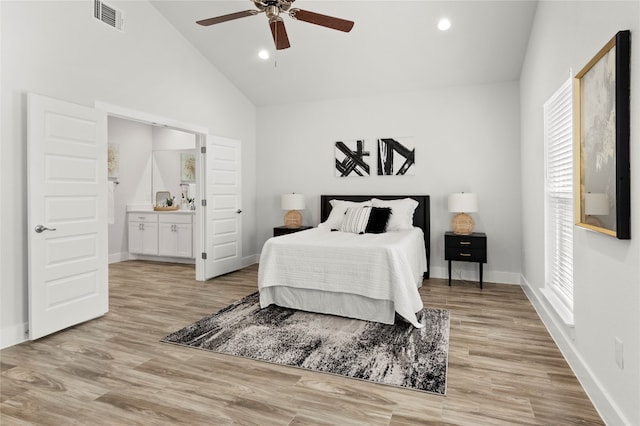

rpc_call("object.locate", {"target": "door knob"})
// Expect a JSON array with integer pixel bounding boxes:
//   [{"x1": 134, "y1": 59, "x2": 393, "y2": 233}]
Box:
[
  {"x1": 34, "y1": 225, "x2": 56, "y2": 233},
  {"x1": 236, "y1": 209, "x2": 242, "y2": 214}
]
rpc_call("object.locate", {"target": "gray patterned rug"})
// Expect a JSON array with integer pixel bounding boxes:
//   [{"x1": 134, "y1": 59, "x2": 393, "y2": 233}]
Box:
[{"x1": 162, "y1": 292, "x2": 449, "y2": 395}]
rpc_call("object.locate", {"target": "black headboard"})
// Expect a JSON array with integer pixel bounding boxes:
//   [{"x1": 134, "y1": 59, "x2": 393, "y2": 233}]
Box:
[{"x1": 320, "y1": 195, "x2": 430, "y2": 279}]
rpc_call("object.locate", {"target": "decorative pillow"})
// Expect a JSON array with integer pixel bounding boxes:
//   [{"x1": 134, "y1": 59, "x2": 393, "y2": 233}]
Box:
[
  {"x1": 340, "y1": 206, "x2": 372, "y2": 234},
  {"x1": 365, "y1": 207, "x2": 392, "y2": 234},
  {"x1": 319, "y1": 199, "x2": 372, "y2": 230},
  {"x1": 371, "y1": 198, "x2": 419, "y2": 231}
]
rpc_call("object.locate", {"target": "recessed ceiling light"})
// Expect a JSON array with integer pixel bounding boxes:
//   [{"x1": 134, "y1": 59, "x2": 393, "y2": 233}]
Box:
[
  {"x1": 258, "y1": 49, "x2": 270, "y2": 60},
  {"x1": 437, "y1": 18, "x2": 451, "y2": 31}
]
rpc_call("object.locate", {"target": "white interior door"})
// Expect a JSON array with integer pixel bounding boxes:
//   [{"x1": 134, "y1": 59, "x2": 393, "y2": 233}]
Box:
[
  {"x1": 28, "y1": 93, "x2": 108, "y2": 340},
  {"x1": 203, "y1": 135, "x2": 242, "y2": 279}
]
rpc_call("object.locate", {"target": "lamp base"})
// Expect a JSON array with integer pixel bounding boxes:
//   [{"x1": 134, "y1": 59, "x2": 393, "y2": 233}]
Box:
[
  {"x1": 451, "y1": 213, "x2": 474, "y2": 235},
  {"x1": 284, "y1": 210, "x2": 303, "y2": 228}
]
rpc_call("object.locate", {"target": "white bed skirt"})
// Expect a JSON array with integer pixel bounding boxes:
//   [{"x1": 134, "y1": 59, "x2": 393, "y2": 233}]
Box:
[{"x1": 260, "y1": 286, "x2": 397, "y2": 325}]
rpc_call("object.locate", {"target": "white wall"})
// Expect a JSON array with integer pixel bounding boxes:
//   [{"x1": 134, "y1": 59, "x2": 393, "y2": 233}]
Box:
[
  {"x1": 152, "y1": 126, "x2": 196, "y2": 151},
  {"x1": 257, "y1": 82, "x2": 522, "y2": 283},
  {"x1": 520, "y1": 1, "x2": 639, "y2": 424},
  {"x1": 107, "y1": 117, "x2": 154, "y2": 261},
  {"x1": 0, "y1": 1, "x2": 257, "y2": 348}
]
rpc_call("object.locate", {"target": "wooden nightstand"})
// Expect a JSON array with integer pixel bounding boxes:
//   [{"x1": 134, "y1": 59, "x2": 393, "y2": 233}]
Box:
[
  {"x1": 273, "y1": 225, "x2": 312, "y2": 237},
  {"x1": 445, "y1": 231, "x2": 487, "y2": 289}
]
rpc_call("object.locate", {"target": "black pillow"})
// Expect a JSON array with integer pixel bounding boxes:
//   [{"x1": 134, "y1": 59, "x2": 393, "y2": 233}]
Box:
[{"x1": 365, "y1": 207, "x2": 392, "y2": 234}]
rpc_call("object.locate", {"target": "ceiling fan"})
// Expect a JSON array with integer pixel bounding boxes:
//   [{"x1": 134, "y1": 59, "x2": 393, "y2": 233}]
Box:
[{"x1": 196, "y1": 0, "x2": 354, "y2": 50}]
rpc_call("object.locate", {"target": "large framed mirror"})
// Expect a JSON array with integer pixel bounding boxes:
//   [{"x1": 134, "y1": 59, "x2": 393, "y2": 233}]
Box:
[
  {"x1": 574, "y1": 30, "x2": 631, "y2": 239},
  {"x1": 151, "y1": 127, "x2": 197, "y2": 208}
]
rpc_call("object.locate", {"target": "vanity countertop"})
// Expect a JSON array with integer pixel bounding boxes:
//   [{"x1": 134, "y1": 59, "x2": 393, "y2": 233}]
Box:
[{"x1": 127, "y1": 207, "x2": 195, "y2": 215}]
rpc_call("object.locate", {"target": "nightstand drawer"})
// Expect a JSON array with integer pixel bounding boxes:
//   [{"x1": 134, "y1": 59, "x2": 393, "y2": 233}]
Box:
[
  {"x1": 445, "y1": 234, "x2": 485, "y2": 249},
  {"x1": 445, "y1": 247, "x2": 487, "y2": 263}
]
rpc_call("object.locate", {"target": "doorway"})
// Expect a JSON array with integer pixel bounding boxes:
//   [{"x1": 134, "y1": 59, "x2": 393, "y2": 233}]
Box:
[
  {"x1": 27, "y1": 95, "x2": 243, "y2": 341},
  {"x1": 106, "y1": 116, "x2": 198, "y2": 267},
  {"x1": 97, "y1": 102, "x2": 207, "y2": 280},
  {"x1": 98, "y1": 101, "x2": 243, "y2": 282}
]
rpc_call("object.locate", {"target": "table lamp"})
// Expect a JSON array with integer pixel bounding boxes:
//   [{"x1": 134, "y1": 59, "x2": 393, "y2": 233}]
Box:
[
  {"x1": 281, "y1": 193, "x2": 305, "y2": 228},
  {"x1": 448, "y1": 192, "x2": 478, "y2": 235}
]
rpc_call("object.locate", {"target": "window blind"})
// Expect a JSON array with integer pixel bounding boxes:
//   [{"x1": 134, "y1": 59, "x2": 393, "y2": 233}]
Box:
[{"x1": 543, "y1": 77, "x2": 574, "y2": 323}]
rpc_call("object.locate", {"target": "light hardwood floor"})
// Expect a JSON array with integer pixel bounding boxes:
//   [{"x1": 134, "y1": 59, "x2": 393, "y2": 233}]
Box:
[{"x1": 1, "y1": 261, "x2": 603, "y2": 425}]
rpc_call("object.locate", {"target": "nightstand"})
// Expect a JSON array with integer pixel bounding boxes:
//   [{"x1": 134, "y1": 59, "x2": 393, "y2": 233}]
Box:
[
  {"x1": 444, "y1": 231, "x2": 487, "y2": 289},
  {"x1": 273, "y1": 225, "x2": 312, "y2": 237}
]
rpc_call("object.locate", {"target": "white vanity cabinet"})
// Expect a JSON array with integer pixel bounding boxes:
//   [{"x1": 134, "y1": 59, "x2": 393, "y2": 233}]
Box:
[
  {"x1": 127, "y1": 213, "x2": 159, "y2": 255},
  {"x1": 158, "y1": 214, "x2": 193, "y2": 258},
  {"x1": 127, "y1": 210, "x2": 194, "y2": 261}
]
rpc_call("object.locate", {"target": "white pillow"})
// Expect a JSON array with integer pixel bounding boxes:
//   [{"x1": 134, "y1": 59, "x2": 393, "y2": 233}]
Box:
[
  {"x1": 319, "y1": 199, "x2": 372, "y2": 230},
  {"x1": 340, "y1": 206, "x2": 372, "y2": 234},
  {"x1": 371, "y1": 198, "x2": 419, "y2": 231}
]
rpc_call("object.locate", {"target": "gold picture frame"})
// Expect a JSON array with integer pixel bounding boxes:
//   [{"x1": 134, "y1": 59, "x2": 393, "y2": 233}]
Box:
[
  {"x1": 107, "y1": 143, "x2": 119, "y2": 179},
  {"x1": 574, "y1": 30, "x2": 631, "y2": 239},
  {"x1": 180, "y1": 152, "x2": 196, "y2": 183}
]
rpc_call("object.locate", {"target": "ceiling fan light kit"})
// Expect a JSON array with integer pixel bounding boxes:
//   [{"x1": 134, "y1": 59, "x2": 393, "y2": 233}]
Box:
[{"x1": 196, "y1": 0, "x2": 354, "y2": 50}]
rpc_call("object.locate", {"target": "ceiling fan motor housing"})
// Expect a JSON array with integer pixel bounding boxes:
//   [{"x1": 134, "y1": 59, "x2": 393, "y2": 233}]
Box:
[
  {"x1": 197, "y1": 0, "x2": 354, "y2": 50},
  {"x1": 266, "y1": 5, "x2": 280, "y2": 20},
  {"x1": 256, "y1": 0, "x2": 293, "y2": 12}
]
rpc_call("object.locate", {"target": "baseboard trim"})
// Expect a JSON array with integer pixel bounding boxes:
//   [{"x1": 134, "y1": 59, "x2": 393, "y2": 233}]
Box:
[
  {"x1": 242, "y1": 254, "x2": 259, "y2": 268},
  {"x1": 1, "y1": 322, "x2": 28, "y2": 349},
  {"x1": 428, "y1": 265, "x2": 520, "y2": 285},
  {"x1": 520, "y1": 275, "x2": 627, "y2": 426},
  {"x1": 109, "y1": 252, "x2": 129, "y2": 264},
  {"x1": 127, "y1": 254, "x2": 195, "y2": 265}
]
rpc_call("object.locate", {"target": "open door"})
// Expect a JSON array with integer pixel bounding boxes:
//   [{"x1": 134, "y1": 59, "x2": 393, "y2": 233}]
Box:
[
  {"x1": 28, "y1": 93, "x2": 108, "y2": 340},
  {"x1": 200, "y1": 135, "x2": 242, "y2": 280}
]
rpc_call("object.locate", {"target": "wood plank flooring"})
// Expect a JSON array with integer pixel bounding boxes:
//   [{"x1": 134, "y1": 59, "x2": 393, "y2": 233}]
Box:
[{"x1": 1, "y1": 261, "x2": 604, "y2": 425}]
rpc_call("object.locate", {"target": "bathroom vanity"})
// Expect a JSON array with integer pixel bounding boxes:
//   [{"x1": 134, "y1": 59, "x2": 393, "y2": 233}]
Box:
[{"x1": 127, "y1": 209, "x2": 195, "y2": 262}]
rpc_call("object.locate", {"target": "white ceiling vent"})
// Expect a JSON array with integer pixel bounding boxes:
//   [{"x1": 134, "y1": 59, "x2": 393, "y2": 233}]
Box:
[{"x1": 94, "y1": 0, "x2": 124, "y2": 31}]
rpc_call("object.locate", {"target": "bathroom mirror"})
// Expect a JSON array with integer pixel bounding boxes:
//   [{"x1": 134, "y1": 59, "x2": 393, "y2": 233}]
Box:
[
  {"x1": 575, "y1": 30, "x2": 630, "y2": 239},
  {"x1": 151, "y1": 127, "x2": 197, "y2": 207},
  {"x1": 155, "y1": 191, "x2": 172, "y2": 207}
]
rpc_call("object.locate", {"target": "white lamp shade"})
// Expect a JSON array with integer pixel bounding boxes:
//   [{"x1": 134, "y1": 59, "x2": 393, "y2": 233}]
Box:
[
  {"x1": 281, "y1": 193, "x2": 305, "y2": 210},
  {"x1": 448, "y1": 193, "x2": 478, "y2": 213},
  {"x1": 585, "y1": 193, "x2": 609, "y2": 215}
]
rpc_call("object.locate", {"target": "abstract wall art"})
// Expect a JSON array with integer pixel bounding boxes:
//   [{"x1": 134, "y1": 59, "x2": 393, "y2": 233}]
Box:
[
  {"x1": 335, "y1": 139, "x2": 370, "y2": 177},
  {"x1": 377, "y1": 137, "x2": 415, "y2": 176}
]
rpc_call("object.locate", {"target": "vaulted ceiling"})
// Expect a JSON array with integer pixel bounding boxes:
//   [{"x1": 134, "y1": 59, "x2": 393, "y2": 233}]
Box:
[{"x1": 151, "y1": 1, "x2": 537, "y2": 106}]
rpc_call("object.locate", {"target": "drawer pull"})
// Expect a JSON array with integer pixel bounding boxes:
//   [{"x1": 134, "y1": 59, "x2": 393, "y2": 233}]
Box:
[
  {"x1": 459, "y1": 241, "x2": 472, "y2": 245},
  {"x1": 460, "y1": 253, "x2": 472, "y2": 257}
]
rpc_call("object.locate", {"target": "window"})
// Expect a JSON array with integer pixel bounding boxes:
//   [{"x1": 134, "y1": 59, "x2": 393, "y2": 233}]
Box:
[{"x1": 543, "y1": 77, "x2": 574, "y2": 326}]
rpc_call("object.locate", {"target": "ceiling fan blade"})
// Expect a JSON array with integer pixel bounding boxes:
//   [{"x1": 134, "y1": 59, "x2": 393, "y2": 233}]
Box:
[
  {"x1": 269, "y1": 19, "x2": 291, "y2": 50},
  {"x1": 196, "y1": 10, "x2": 259, "y2": 26},
  {"x1": 289, "y1": 8, "x2": 354, "y2": 32}
]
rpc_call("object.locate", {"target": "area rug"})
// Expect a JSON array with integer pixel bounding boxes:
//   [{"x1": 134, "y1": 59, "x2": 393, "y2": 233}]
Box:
[{"x1": 162, "y1": 292, "x2": 450, "y2": 395}]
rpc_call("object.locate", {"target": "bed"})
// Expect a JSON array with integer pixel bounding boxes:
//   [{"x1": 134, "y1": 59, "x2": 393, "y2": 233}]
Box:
[{"x1": 258, "y1": 195, "x2": 431, "y2": 327}]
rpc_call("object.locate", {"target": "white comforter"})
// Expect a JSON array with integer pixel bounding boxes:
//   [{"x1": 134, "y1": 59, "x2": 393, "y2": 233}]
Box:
[{"x1": 258, "y1": 227, "x2": 427, "y2": 327}]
